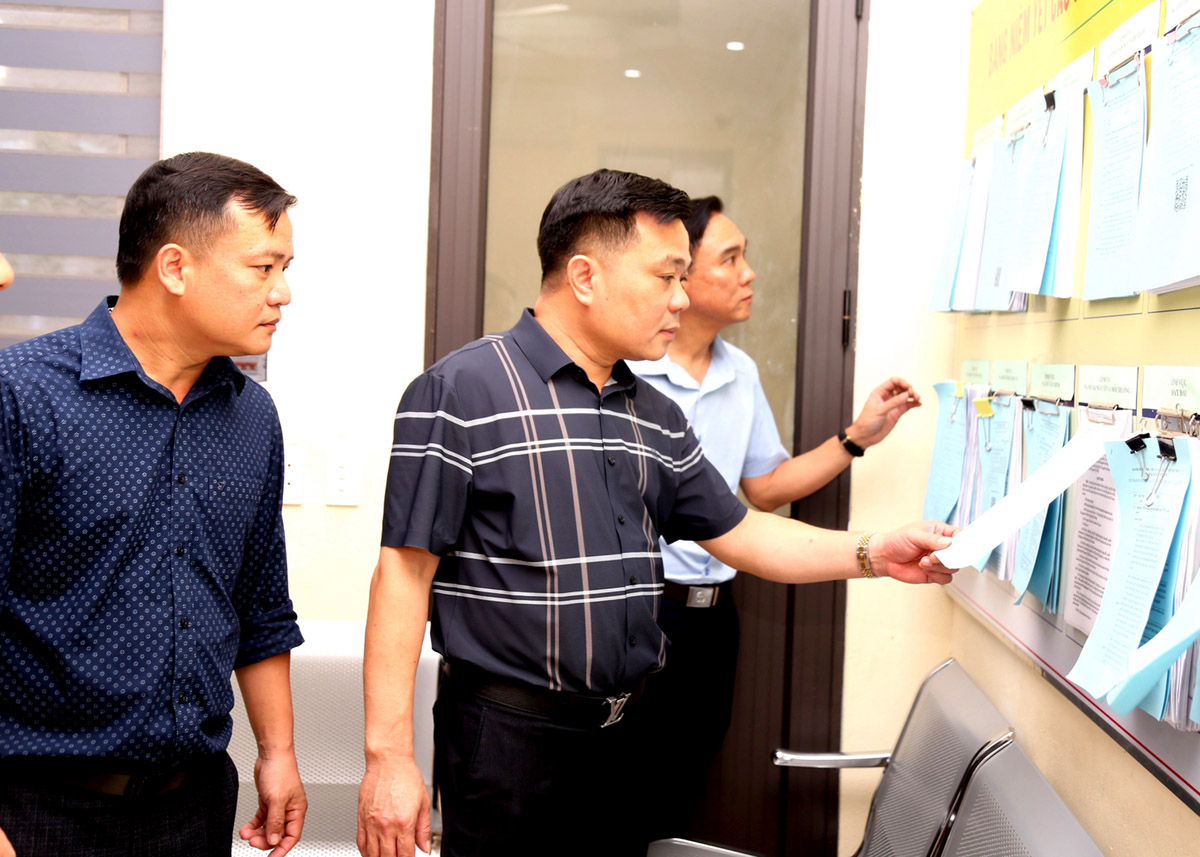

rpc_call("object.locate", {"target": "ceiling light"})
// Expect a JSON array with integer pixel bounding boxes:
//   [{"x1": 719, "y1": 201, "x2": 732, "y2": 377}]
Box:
[
  {"x1": 624, "y1": 69, "x2": 641, "y2": 78},
  {"x1": 726, "y1": 41, "x2": 745, "y2": 51}
]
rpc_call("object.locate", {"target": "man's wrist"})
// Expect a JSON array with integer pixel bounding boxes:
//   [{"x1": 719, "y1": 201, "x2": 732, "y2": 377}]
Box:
[
  {"x1": 256, "y1": 742, "x2": 297, "y2": 759},
  {"x1": 838, "y1": 428, "x2": 866, "y2": 457}
]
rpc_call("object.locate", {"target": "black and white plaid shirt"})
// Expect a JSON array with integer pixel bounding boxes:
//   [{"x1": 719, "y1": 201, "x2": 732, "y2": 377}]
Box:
[{"x1": 383, "y1": 309, "x2": 746, "y2": 695}]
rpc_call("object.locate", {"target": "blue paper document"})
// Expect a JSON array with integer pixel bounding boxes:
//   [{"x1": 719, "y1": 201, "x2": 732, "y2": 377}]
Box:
[
  {"x1": 1108, "y1": 438, "x2": 1200, "y2": 717},
  {"x1": 975, "y1": 138, "x2": 1019, "y2": 312},
  {"x1": 1083, "y1": 61, "x2": 1146, "y2": 300},
  {"x1": 1013, "y1": 404, "x2": 1071, "y2": 603},
  {"x1": 924, "y1": 382, "x2": 968, "y2": 523},
  {"x1": 931, "y1": 162, "x2": 974, "y2": 311},
  {"x1": 1041, "y1": 84, "x2": 1086, "y2": 299},
  {"x1": 1131, "y1": 31, "x2": 1200, "y2": 293},
  {"x1": 1002, "y1": 105, "x2": 1068, "y2": 295},
  {"x1": 1067, "y1": 438, "x2": 1192, "y2": 698}
]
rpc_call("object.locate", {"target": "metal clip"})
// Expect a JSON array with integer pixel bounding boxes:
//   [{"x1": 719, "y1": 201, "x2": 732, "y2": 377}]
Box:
[
  {"x1": 1126, "y1": 433, "x2": 1151, "y2": 481},
  {"x1": 1157, "y1": 405, "x2": 1193, "y2": 435},
  {"x1": 977, "y1": 408, "x2": 993, "y2": 452},
  {"x1": 1041, "y1": 92, "x2": 1057, "y2": 147},
  {"x1": 1176, "y1": 7, "x2": 1200, "y2": 43},
  {"x1": 1145, "y1": 440, "x2": 1176, "y2": 508},
  {"x1": 601, "y1": 693, "x2": 631, "y2": 728},
  {"x1": 1021, "y1": 396, "x2": 1036, "y2": 431},
  {"x1": 1084, "y1": 402, "x2": 1119, "y2": 424},
  {"x1": 1034, "y1": 395, "x2": 1062, "y2": 416}
]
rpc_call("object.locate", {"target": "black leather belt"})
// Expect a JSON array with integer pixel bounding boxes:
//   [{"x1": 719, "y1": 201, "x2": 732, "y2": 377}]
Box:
[
  {"x1": 662, "y1": 579, "x2": 732, "y2": 608},
  {"x1": 444, "y1": 662, "x2": 645, "y2": 728},
  {"x1": 0, "y1": 757, "x2": 188, "y2": 798}
]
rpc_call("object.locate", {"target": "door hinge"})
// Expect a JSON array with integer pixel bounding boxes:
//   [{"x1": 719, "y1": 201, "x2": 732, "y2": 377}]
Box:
[{"x1": 841, "y1": 289, "x2": 852, "y2": 349}]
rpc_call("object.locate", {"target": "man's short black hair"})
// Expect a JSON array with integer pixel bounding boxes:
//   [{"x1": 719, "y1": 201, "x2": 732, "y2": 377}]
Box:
[
  {"x1": 536, "y1": 169, "x2": 692, "y2": 282},
  {"x1": 683, "y1": 195, "x2": 724, "y2": 256},
  {"x1": 116, "y1": 151, "x2": 297, "y2": 285}
]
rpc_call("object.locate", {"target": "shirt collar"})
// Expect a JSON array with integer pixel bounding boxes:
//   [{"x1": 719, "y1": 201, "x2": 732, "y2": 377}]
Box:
[
  {"x1": 629, "y1": 335, "x2": 737, "y2": 394},
  {"x1": 79, "y1": 296, "x2": 247, "y2": 396},
  {"x1": 509, "y1": 308, "x2": 637, "y2": 395}
]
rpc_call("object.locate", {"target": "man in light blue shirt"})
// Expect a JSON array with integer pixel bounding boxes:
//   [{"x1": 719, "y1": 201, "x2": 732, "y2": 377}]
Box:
[{"x1": 628, "y1": 196, "x2": 920, "y2": 838}]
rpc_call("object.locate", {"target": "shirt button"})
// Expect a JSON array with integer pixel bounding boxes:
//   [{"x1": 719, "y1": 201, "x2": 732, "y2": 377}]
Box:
[
  {"x1": 178, "y1": 693, "x2": 187, "y2": 705},
  {"x1": 607, "y1": 456, "x2": 616, "y2": 466},
  {"x1": 617, "y1": 514, "x2": 626, "y2": 524},
  {"x1": 628, "y1": 635, "x2": 637, "y2": 647},
  {"x1": 180, "y1": 617, "x2": 189, "y2": 630},
  {"x1": 175, "y1": 545, "x2": 185, "y2": 557},
  {"x1": 176, "y1": 473, "x2": 187, "y2": 485},
  {"x1": 629, "y1": 575, "x2": 638, "y2": 585}
]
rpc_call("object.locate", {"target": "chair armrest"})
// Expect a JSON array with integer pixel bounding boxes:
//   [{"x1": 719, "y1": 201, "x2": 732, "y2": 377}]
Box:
[{"x1": 773, "y1": 749, "x2": 890, "y2": 769}]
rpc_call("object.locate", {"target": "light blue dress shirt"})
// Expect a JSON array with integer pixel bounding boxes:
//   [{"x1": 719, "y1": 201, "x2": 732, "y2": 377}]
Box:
[{"x1": 629, "y1": 336, "x2": 790, "y2": 585}]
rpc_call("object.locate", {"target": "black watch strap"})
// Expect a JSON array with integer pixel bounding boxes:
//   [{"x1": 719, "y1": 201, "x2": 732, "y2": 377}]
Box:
[{"x1": 838, "y1": 429, "x2": 865, "y2": 457}]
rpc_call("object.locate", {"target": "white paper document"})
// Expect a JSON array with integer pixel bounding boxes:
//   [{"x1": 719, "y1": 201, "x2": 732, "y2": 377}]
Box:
[
  {"x1": 1067, "y1": 438, "x2": 1192, "y2": 699},
  {"x1": 1083, "y1": 61, "x2": 1147, "y2": 301},
  {"x1": 1064, "y1": 408, "x2": 1136, "y2": 635},
  {"x1": 973, "y1": 395, "x2": 1020, "y2": 570},
  {"x1": 934, "y1": 426, "x2": 1108, "y2": 570},
  {"x1": 955, "y1": 383, "x2": 992, "y2": 528}
]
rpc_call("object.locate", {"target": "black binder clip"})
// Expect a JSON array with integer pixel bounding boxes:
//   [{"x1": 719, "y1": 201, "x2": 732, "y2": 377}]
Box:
[
  {"x1": 1126, "y1": 433, "x2": 1151, "y2": 481},
  {"x1": 1146, "y1": 438, "x2": 1177, "y2": 508}
]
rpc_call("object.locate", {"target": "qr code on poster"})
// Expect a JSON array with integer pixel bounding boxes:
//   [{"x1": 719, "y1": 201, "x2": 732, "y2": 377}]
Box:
[{"x1": 1176, "y1": 176, "x2": 1189, "y2": 212}]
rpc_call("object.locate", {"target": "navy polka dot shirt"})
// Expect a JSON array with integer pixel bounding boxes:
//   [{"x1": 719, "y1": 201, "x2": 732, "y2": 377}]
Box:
[{"x1": 0, "y1": 298, "x2": 303, "y2": 763}]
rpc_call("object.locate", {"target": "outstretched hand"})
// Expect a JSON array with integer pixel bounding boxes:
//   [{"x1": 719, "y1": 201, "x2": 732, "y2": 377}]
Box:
[
  {"x1": 872, "y1": 521, "x2": 958, "y2": 585},
  {"x1": 850, "y1": 376, "x2": 922, "y2": 449}
]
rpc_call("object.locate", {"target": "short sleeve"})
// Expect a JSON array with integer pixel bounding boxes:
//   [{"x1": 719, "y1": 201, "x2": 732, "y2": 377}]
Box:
[
  {"x1": 658, "y1": 425, "x2": 747, "y2": 545},
  {"x1": 232, "y1": 411, "x2": 303, "y2": 668},
  {"x1": 740, "y1": 367, "x2": 790, "y2": 480},
  {"x1": 382, "y1": 372, "x2": 472, "y2": 555}
]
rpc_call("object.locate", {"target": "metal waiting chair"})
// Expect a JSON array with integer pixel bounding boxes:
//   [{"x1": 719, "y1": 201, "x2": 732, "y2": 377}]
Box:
[
  {"x1": 774, "y1": 659, "x2": 1012, "y2": 857},
  {"x1": 646, "y1": 839, "x2": 758, "y2": 856},
  {"x1": 936, "y1": 740, "x2": 1103, "y2": 857},
  {"x1": 229, "y1": 619, "x2": 442, "y2": 856}
]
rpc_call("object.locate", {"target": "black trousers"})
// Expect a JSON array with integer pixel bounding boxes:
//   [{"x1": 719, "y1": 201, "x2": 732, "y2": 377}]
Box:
[
  {"x1": 434, "y1": 669, "x2": 647, "y2": 857},
  {"x1": 631, "y1": 587, "x2": 740, "y2": 840},
  {"x1": 0, "y1": 752, "x2": 238, "y2": 857}
]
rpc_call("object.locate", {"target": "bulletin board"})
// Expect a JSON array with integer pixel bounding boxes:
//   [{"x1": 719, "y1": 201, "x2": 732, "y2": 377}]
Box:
[{"x1": 949, "y1": 0, "x2": 1200, "y2": 812}]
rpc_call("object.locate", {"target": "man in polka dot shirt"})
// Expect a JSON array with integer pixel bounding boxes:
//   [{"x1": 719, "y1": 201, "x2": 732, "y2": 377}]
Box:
[{"x1": 0, "y1": 154, "x2": 307, "y2": 857}]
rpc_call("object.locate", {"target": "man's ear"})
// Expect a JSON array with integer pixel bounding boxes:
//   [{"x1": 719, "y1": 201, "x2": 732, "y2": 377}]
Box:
[
  {"x1": 155, "y1": 244, "x2": 188, "y2": 297},
  {"x1": 565, "y1": 253, "x2": 601, "y2": 307}
]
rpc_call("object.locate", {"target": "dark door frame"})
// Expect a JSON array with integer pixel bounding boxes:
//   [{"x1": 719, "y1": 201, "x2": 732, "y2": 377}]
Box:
[{"x1": 424, "y1": 2, "x2": 871, "y2": 852}]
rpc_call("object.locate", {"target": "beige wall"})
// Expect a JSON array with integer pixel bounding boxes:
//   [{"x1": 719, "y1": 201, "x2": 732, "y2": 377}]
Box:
[
  {"x1": 161, "y1": 0, "x2": 436, "y2": 622},
  {"x1": 849, "y1": 1, "x2": 1200, "y2": 854}
]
